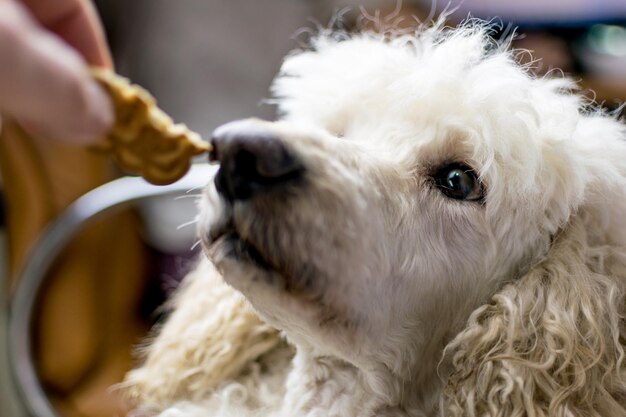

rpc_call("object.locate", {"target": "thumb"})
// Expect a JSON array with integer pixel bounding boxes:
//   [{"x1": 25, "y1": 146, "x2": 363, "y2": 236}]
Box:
[{"x1": 0, "y1": 1, "x2": 113, "y2": 144}]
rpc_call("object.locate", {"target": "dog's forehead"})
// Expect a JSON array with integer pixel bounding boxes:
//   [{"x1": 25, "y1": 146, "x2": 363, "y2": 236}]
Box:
[
  {"x1": 273, "y1": 30, "x2": 513, "y2": 128},
  {"x1": 274, "y1": 28, "x2": 583, "y2": 176}
]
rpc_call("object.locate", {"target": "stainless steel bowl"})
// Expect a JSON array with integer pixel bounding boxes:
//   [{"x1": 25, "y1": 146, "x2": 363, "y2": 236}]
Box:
[{"x1": 8, "y1": 165, "x2": 214, "y2": 417}]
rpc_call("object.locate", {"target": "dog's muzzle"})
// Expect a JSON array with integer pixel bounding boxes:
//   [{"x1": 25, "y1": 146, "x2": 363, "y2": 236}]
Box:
[{"x1": 210, "y1": 120, "x2": 304, "y2": 201}]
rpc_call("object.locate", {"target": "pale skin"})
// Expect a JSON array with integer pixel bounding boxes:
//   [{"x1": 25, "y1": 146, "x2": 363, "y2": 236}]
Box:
[{"x1": 0, "y1": 0, "x2": 113, "y2": 144}]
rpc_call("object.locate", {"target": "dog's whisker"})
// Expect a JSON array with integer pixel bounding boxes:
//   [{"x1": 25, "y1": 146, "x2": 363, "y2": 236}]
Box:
[
  {"x1": 185, "y1": 185, "x2": 204, "y2": 194},
  {"x1": 177, "y1": 219, "x2": 199, "y2": 230},
  {"x1": 174, "y1": 194, "x2": 202, "y2": 201},
  {"x1": 190, "y1": 239, "x2": 202, "y2": 251}
]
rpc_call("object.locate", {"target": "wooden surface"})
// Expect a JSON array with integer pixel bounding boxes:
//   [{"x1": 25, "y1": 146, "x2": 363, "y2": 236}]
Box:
[{"x1": 0, "y1": 119, "x2": 148, "y2": 417}]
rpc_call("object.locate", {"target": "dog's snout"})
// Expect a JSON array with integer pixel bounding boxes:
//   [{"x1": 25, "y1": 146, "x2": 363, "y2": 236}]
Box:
[{"x1": 210, "y1": 121, "x2": 303, "y2": 201}]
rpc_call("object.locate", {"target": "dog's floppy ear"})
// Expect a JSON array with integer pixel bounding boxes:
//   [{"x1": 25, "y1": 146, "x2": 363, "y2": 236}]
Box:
[
  {"x1": 442, "y1": 113, "x2": 626, "y2": 416},
  {"x1": 121, "y1": 259, "x2": 280, "y2": 412},
  {"x1": 442, "y1": 216, "x2": 626, "y2": 416}
]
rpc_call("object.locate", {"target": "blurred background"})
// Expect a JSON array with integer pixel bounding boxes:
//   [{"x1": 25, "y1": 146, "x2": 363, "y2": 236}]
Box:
[{"x1": 1, "y1": 0, "x2": 625, "y2": 416}]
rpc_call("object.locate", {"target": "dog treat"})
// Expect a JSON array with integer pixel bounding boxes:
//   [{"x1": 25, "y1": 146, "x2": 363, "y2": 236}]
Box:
[{"x1": 91, "y1": 68, "x2": 211, "y2": 185}]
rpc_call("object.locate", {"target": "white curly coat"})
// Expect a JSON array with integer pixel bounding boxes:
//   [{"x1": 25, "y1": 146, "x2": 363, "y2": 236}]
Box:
[{"x1": 124, "y1": 22, "x2": 626, "y2": 417}]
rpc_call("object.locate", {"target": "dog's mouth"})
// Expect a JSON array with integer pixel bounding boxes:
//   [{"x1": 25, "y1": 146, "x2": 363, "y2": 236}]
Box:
[
  {"x1": 206, "y1": 218, "x2": 319, "y2": 297},
  {"x1": 223, "y1": 230, "x2": 272, "y2": 269},
  {"x1": 200, "y1": 192, "x2": 322, "y2": 297},
  {"x1": 208, "y1": 223, "x2": 276, "y2": 273}
]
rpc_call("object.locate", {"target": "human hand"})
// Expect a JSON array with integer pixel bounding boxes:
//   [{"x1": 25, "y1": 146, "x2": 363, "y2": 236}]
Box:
[{"x1": 0, "y1": 0, "x2": 113, "y2": 144}]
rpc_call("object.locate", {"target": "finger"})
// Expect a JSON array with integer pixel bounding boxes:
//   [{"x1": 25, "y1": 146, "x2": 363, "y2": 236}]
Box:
[
  {"x1": 0, "y1": 1, "x2": 113, "y2": 144},
  {"x1": 19, "y1": 0, "x2": 112, "y2": 67}
]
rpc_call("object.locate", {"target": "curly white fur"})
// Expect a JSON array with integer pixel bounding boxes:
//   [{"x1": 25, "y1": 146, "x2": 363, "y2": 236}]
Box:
[{"x1": 124, "y1": 20, "x2": 626, "y2": 417}]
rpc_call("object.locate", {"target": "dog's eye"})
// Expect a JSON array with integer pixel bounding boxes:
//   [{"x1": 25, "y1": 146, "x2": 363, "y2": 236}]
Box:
[{"x1": 433, "y1": 164, "x2": 483, "y2": 202}]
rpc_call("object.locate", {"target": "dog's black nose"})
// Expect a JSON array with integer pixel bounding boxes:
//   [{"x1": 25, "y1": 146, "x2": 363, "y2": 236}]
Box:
[{"x1": 210, "y1": 121, "x2": 303, "y2": 201}]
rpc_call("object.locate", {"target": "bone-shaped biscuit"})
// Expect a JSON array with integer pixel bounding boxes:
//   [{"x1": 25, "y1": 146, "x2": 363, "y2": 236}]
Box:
[{"x1": 91, "y1": 68, "x2": 211, "y2": 185}]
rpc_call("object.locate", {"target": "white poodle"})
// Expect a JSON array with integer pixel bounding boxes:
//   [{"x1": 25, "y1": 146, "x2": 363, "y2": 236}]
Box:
[{"x1": 123, "y1": 21, "x2": 626, "y2": 417}]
